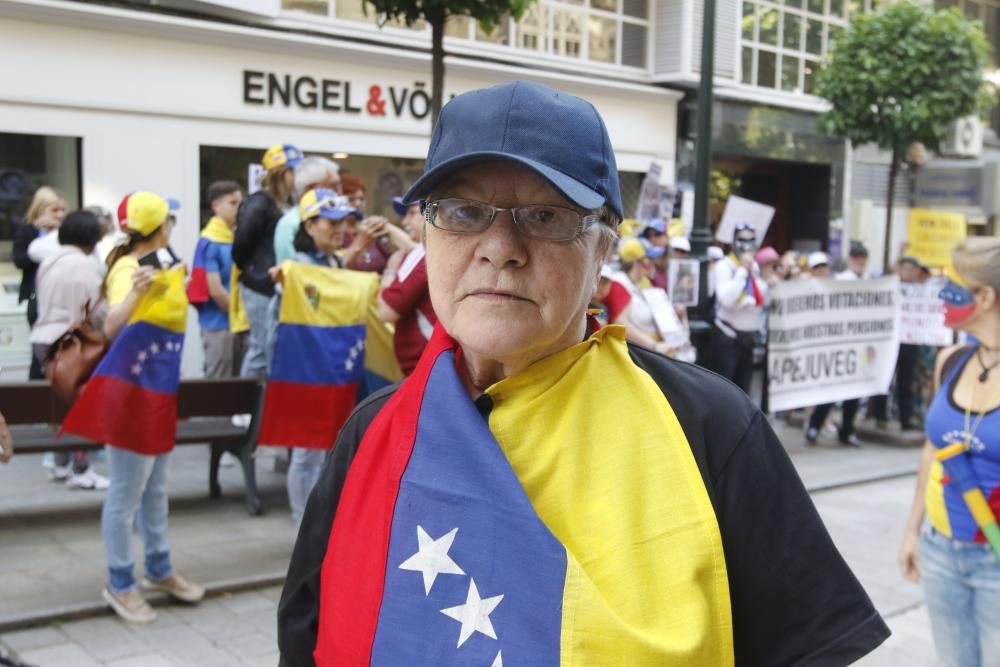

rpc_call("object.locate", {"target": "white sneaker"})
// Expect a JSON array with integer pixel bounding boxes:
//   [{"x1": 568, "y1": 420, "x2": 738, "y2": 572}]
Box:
[
  {"x1": 219, "y1": 451, "x2": 239, "y2": 468},
  {"x1": 41, "y1": 452, "x2": 55, "y2": 470},
  {"x1": 67, "y1": 468, "x2": 110, "y2": 491},
  {"x1": 48, "y1": 464, "x2": 72, "y2": 481}
]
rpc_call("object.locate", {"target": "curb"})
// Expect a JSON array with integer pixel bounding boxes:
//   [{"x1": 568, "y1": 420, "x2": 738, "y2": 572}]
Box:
[
  {"x1": 0, "y1": 572, "x2": 286, "y2": 634},
  {"x1": 806, "y1": 465, "x2": 918, "y2": 494}
]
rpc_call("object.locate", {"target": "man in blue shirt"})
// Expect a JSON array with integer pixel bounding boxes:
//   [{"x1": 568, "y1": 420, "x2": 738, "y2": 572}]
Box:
[{"x1": 194, "y1": 181, "x2": 244, "y2": 377}]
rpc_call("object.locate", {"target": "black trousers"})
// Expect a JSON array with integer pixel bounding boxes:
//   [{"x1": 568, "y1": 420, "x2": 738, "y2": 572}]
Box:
[
  {"x1": 809, "y1": 399, "x2": 860, "y2": 441},
  {"x1": 708, "y1": 326, "x2": 754, "y2": 396},
  {"x1": 870, "y1": 343, "x2": 919, "y2": 429}
]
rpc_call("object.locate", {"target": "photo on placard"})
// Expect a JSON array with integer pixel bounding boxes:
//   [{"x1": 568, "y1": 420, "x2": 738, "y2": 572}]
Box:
[{"x1": 669, "y1": 258, "x2": 700, "y2": 307}]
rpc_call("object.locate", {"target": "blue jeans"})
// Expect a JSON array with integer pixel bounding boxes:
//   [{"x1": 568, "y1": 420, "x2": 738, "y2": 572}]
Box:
[
  {"x1": 921, "y1": 527, "x2": 1000, "y2": 667},
  {"x1": 240, "y1": 286, "x2": 272, "y2": 378},
  {"x1": 287, "y1": 448, "x2": 325, "y2": 521},
  {"x1": 101, "y1": 446, "x2": 172, "y2": 593}
]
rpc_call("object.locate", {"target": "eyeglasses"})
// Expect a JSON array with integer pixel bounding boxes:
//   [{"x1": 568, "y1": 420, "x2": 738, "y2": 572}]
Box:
[{"x1": 424, "y1": 197, "x2": 602, "y2": 241}]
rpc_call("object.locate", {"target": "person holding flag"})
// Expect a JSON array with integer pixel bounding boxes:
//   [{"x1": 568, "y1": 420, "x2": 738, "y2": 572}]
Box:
[
  {"x1": 263, "y1": 189, "x2": 388, "y2": 522},
  {"x1": 63, "y1": 191, "x2": 204, "y2": 624},
  {"x1": 187, "y1": 181, "x2": 244, "y2": 377},
  {"x1": 709, "y1": 222, "x2": 766, "y2": 394},
  {"x1": 899, "y1": 237, "x2": 1000, "y2": 667},
  {"x1": 277, "y1": 81, "x2": 886, "y2": 666}
]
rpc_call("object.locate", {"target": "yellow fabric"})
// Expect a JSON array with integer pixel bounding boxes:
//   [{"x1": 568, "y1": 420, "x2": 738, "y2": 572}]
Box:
[
  {"x1": 485, "y1": 325, "x2": 734, "y2": 665},
  {"x1": 926, "y1": 461, "x2": 953, "y2": 538},
  {"x1": 201, "y1": 216, "x2": 233, "y2": 244},
  {"x1": 364, "y1": 303, "x2": 403, "y2": 383},
  {"x1": 963, "y1": 489, "x2": 997, "y2": 528},
  {"x1": 228, "y1": 267, "x2": 249, "y2": 334},
  {"x1": 128, "y1": 265, "x2": 188, "y2": 334},
  {"x1": 105, "y1": 256, "x2": 141, "y2": 307},
  {"x1": 279, "y1": 262, "x2": 376, "y2": 327}
]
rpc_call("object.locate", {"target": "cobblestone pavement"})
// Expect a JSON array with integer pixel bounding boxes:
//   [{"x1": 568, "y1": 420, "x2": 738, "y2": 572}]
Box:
[{"x1": 0, "y1": 418, "x2": 938, "y2": 666}]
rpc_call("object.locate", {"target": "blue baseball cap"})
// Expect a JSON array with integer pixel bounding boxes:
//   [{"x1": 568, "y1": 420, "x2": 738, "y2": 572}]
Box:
[
  {"x1": 403, "y1": 81, "x2": 623, "y2": 219},
  {"x1": 300, "y1": 188, "x2": 362, "y2": 222},
  {"x1": 643, "y1": 218, "x2": 667, "y2": 235}
]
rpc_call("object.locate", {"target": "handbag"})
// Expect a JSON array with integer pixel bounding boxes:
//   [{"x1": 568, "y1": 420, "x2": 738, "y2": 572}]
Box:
[{"x1": 45, "y1": 299, "x2": 108, "y2": 404}]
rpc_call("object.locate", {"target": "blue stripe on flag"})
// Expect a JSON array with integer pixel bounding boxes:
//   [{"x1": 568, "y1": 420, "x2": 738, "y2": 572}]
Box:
[
  {"x1": 270, "y1": 322, "x2": 366, "y2": 386},
  {"x1": 94, "y1": 320, "x2": 184, "y2": 394},
  {"x1": 371, "y1": 351, "x2": 566, "y2": 665}
]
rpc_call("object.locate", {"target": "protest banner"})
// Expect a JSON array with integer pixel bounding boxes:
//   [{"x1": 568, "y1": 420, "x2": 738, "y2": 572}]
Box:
[
  {"x1": 907, "y1": 208, "x2": 966, "y2": 270},
  {"x1": 716, "y1": 195, "x2": 774, "y2": 244},
  {"x1": 767, "y1": 276, "x2": 901, "y2": 412},
  {"x1": 900, "y1": 278, "x2": 953, "y2": 347},
  {"x1": 668, "y1": 258, "x2": 700, "y2": 307}
]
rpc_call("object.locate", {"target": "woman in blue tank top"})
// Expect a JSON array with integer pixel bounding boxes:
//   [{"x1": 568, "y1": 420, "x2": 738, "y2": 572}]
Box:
[{"x1": 899, "y1": 237, "x2": 1000, "y2": 667}]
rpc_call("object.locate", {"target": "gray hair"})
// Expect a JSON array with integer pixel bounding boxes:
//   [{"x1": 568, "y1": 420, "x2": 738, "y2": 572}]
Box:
[{"x1": 293, "y1": 157, "x2": 340, "y2": 197}]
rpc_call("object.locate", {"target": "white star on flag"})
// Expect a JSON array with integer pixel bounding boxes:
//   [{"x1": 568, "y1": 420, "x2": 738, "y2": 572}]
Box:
[
  {"x1": 150, "y1": 342, "x2": 160, "y2": 354},
  {"x1": 138, "y1": 351, "x2": 148, "y2": 362},
  {"x1": 349, "y1": 347, "x2": 359, "y2": 359},
  {"x1": 491, "y1": 650, "x2": 503, "y2": 667},
  {"x1": 398, "y1": 526, "x2": 464, "y2": 595},
  {"x1": 131, "y1": 363, "x2": 142, "y2": 376},
  {"x1": 440, "y1": 578, "x2": 503, "y2": 648},
  {"x1": 345, "y1": 359, "x2": 354, "y2": 371}
]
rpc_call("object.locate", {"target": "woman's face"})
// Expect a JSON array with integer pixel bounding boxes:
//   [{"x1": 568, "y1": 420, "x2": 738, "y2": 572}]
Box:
[
  {"x1": 939, "y1": 274, "x2": 994, "y2": 329},
  {"x1": 306, "y1": 215, "x2": 346, "y2": 255},
  {"x1": 347, "y1": 189, "x2": 367, "y2": 212},
  {"x1": 425, "y1": 162, "x2": 606, "y2": 369},
  {"x1": 401, "y1": 204, "x2": 423, "y2": 242},
  {"x1": 39, "y1": 200, "x2": 68, "y2": 229}
]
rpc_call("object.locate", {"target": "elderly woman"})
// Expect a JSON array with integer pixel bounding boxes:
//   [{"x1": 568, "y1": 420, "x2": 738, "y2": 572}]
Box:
[{"x1": 278, "y1": 81, "x2": 886, "y2": 666}]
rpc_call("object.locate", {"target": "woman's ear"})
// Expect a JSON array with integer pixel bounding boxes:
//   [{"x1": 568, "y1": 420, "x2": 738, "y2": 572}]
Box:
[{"x1": 977, "y1": 285, "x2": 997, "y2": 312}]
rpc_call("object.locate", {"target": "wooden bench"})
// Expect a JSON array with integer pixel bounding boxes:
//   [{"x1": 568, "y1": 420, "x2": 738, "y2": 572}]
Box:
[{"x1": 0, "y1": 378, "x2": 268, "y2": 515}]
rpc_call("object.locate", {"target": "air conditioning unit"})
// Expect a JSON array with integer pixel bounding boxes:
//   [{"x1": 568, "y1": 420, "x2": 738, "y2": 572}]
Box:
[{"x1": 940, "y1": 116, "x2": 983, "y2": 158}]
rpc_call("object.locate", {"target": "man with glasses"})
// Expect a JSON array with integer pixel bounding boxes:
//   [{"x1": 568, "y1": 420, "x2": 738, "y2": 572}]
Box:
[{"x1": 710, "y1": 222, "x2": 767, "y2": 394}]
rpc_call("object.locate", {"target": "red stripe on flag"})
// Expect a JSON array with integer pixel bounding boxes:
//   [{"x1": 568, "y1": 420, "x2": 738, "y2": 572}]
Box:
[
  {"x1": 314, "y1": 325, "x2": 454, "y2": 665},
  {"x1": 60, "y1": 375, "x2": 177, "y2": 455},
  {"x1": 258, "y1": 381, "x2": 358, "y2": 449},
  {"x1": 186, "y1": 266, "x2": 210, "y2": 306}
]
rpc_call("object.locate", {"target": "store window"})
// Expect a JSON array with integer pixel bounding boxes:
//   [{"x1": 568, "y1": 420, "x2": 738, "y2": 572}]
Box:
[
  {"x1": 739, "y1": 0, "x2": 849, "y2": 94},
  {"x1": 0, "y1": 133, "x2": 81, "y2": 263},
  {"x1": 281, "y1": 0, "x2": 649, "y2": 70}
]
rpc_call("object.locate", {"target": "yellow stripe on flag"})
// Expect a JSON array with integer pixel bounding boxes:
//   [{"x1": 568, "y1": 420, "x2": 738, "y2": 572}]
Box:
[
  {"x1": 925, "y1": 461, "x2": 953, "y2": 538},
  {"x1": 486, "y1": 325, "x2": 733, "y2": 665},
  {"x1": 364, "y1": 304, "x2": 403, "y2": 383},
  {"x1": 130, "y1": 265, "x2": 188, "y2": 334},
  {"x1": 229, "y1": 267, "x2": 249, "y2": 334},
  {"x1": 279, "y1": 262, "x2": 376, "y2": 328}
]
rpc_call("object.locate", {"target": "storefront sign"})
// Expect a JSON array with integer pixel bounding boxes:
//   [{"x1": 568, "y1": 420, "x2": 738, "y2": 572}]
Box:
[
  {"x1": 767, "y1": 276, "x2": 901, "y2": 412},
  {"x1": 907, "y1": 208, "x2": 967, "y2": 269},
  {"x1": 900, "y1": 279, "x2": 953, "y2": 347},
  {"x1": 242, "y1": 70, "x2": 432, "y2": 120},
  {"x1": 914, "y1": 167, "x2": 980, "y2": 210}
]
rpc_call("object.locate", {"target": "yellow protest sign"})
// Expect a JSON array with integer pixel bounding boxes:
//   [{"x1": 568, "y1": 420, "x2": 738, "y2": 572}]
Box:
[{"x1": 907, "y1": 209, "x2": 967, "y2": 269}]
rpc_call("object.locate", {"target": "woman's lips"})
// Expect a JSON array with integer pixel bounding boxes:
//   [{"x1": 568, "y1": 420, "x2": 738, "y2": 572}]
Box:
[{"x1": 468, "y1": 290, "x2": 532, "y2": 303}]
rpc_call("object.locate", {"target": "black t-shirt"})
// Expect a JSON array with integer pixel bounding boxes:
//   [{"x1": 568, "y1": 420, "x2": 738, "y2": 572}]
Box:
[{"x1": 277, "y1": 344, "x2": 890, "y2": 666}]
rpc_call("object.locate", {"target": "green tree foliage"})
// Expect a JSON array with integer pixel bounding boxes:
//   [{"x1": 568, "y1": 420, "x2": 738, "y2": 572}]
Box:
[
  {"x1": 815, "y1": 1, "x2": 992, "y2": 266},
  {"x1": 365, "y1": 0, "x2": 535, "y2": 127}
]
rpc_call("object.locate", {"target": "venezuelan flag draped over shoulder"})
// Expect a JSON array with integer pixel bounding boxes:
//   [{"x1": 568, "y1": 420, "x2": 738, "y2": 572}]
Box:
[
  {"x1": 185, "y1": 217, "x2": 232, "y2": 307},
  {"x1": 62, "y1": 266, "x2": 187, "y2": 455},
  {"x1": 314, "y1": 324, "x2": 733, "y2": 665},
  {"x1": 258, "y1": 262, "x2": 402, "y2": 449}
]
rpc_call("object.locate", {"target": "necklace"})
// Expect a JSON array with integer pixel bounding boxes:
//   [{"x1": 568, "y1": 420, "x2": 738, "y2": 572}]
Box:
[{"x1": 976, "y1": 346, "x2": 1000, "y2": 383}]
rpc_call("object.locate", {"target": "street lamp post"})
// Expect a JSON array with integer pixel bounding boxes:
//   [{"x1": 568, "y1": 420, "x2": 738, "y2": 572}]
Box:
[{"x1": 689, "y1": 0, "x2": 717, "y2": 339}]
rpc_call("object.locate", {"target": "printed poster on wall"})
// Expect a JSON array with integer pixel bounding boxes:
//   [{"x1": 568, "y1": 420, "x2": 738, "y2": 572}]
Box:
[
  {"x1": 767, "y1": 276, "x2": 901, "y2": 412},
  {"x1": 907, "y1": 208, "x2": 967, "y2": 269},
  {"x1": 900, "y1": 278, "x2": 954, "y2": 347},
  {"x1": 668, "y1": 258, "x2": 700, "y2": 307}
]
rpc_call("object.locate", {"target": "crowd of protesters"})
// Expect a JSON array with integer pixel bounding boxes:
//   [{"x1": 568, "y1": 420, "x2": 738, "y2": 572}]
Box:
[{"x1": 5, "y1": 129, "x2": 997, "y2": 658}]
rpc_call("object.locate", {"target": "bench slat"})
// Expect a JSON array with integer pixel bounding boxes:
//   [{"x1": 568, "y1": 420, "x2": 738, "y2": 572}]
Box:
[{"x1": 9, "y1": 419, "x2": 250, "y2": 454}]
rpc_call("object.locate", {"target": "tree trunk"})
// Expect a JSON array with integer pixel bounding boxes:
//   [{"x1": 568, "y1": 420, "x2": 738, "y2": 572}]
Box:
[
  {"x1": 883, "y1": 148, "x2": 900, "y2": 273},
  {"x1": 429, "y1": 7, "x2": 446, "y2": 131}
]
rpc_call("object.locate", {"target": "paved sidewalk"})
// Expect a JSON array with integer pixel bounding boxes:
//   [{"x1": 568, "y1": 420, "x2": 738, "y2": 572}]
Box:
[{"x1": 0, "y1": 417, "x2": 937, "y2": 666}]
